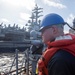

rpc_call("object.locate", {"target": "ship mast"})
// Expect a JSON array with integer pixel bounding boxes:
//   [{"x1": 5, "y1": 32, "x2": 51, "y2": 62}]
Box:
[
  {"x1": 27, "y1": 4, "x2": 43, "y2": 31},
  {"x1": 32, "y1": 4, "x2": 43, "y2": 26},
  {"x1": 69, "y1": 18, "x2": 75, "y2": 34}
]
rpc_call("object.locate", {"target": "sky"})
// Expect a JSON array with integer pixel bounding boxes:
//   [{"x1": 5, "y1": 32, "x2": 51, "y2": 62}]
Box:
[{"x1": 0, "y1": 0, "x2": 75, "y2": 33}]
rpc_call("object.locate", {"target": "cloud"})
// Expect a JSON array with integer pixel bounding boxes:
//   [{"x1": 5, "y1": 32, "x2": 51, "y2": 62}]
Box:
[
  {"x1": 18, "y1": 19, "x2": 25, "y2": 23},
  {"x1": 20, "y1": 13, "x2": 30, "y2": 21},
  {"x1": 66, "y1": 14, "x2": 75, "y2": 26},
  {"x1": 1, "y1": 18, "x2": 10, "y2": 23},
  {"x1": 43, "y1": 0, "x2": 67, "y2": 9},
  {"x1": 64, "y1": 29, "x2": 69, "y2": 33},
  {"x1": 1, "y1": 0, "x2": 36, "y2": 11},
  {"x1": 64, "y1": 14, "x2": 75, "y2": 33}
]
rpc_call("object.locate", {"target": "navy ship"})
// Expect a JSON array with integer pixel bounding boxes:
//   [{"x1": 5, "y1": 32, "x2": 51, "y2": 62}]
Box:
[
  {"x1": 69, "y1": 18, "x2": 75, "y2": 34},
  {"x1": 0, "y1": 4, "x2": 43, "y2": 52}
]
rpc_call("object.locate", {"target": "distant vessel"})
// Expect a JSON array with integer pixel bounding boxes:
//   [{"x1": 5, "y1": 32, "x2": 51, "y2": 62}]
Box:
[
  {"x1": 0, "y1": 4, "x2": 43, "y2": 52},
  {"x1": 69, "y1": 18, "x2": 75, "y2": 34}
]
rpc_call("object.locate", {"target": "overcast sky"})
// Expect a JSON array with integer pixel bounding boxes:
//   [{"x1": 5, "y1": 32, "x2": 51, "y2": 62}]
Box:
[{"x1": 0, "y1": 0, "x2": 75, "y2": 33}]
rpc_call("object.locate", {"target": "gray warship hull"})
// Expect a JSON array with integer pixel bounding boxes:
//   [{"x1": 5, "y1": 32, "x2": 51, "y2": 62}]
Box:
[{"x1": 0, "y1": 41, "x2": 31, "y2": 53}]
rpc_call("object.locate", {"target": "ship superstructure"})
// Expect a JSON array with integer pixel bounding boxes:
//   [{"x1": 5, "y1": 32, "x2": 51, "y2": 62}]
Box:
[
  {"x1": 69, "y1": 18, "x2": 75, "y2": 34},
  {"x1": 0, "y1": 23, "x2": 27, "y2": 41},
  {"x1": 0, "y1": 4, "x2": 43, "y2": 52}
]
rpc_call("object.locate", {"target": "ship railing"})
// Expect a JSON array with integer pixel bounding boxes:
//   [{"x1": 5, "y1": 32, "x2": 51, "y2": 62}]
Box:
[{"x1": 0, "y1": 47, "x2": 41, "y2": 75}]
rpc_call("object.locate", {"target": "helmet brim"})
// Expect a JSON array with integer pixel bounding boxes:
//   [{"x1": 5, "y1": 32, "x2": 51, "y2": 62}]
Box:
[{"x1": 39, "y1": 22, "x2": 67, "y2": 32}]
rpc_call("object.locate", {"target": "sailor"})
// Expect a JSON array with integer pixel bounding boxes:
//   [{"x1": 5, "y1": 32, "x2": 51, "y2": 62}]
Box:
[{"x1": 38, "y1": 13, "x2": 75, "y2": 75}]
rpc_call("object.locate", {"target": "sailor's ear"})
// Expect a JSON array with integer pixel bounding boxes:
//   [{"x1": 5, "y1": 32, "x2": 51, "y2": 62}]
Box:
[{"x1": 51, "y1": 26, "x2": 58, "y2": 34}]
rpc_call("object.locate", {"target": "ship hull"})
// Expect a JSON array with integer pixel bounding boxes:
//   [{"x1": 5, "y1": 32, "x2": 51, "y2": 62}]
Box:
[
  {"x1": 0, "y1": 47, "x2": 29, "y2": 53},
  {"x1": 0, "y1": 41, "x2": 31, "y2": 53}
]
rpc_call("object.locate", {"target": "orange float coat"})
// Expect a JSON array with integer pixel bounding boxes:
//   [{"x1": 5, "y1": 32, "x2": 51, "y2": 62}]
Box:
[{"x1": 38, "y1": 34, "x2": 75, "y2": 75}]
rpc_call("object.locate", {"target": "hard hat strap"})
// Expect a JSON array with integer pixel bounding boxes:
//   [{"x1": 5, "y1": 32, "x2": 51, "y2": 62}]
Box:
[{"x1": 66, "y1": 23, "x2": 75, "y2": 30}]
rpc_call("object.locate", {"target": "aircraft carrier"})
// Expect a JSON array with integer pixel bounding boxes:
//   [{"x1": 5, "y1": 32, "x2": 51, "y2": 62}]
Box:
[{"x1": 0, "y1": 4, "x2": 43, "y2": 52}]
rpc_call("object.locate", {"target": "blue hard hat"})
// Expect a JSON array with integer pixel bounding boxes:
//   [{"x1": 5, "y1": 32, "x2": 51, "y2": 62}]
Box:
[{"x1": 40, "y1": 13, "x2": 66, "y2": 31}]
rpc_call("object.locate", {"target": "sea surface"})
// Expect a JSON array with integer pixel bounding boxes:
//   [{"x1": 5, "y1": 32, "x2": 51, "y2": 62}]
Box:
[
  {"x1": 0, "y1": 52, "x2": 26, "y2": 74},
  {"x1": 0, "y1": 49, "x2": 41, "y2": 75}
]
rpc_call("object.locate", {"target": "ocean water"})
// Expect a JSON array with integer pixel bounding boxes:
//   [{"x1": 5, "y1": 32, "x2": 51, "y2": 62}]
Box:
[
  {"x1": 0, "y1": 50, "x2": 41, "y2": 75},
  {"x1": 0, "y1": 52, "x2": 25, "y2": 74}
]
